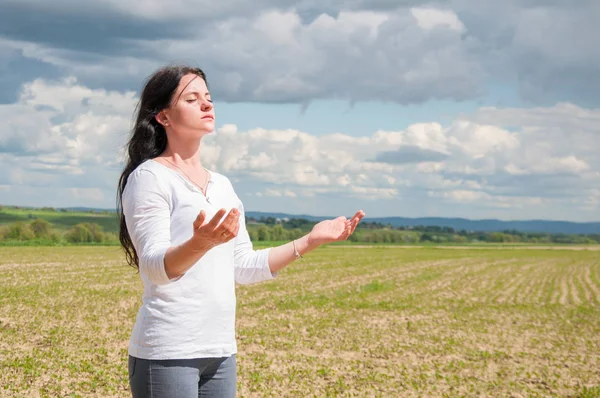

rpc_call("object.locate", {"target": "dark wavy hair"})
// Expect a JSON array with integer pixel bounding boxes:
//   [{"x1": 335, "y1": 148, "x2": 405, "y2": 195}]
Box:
[{"x1": 117, "y1": 65, "x2": 207, "y2": 269}]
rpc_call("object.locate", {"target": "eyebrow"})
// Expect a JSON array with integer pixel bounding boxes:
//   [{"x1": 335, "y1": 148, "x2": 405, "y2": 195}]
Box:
[{"x1": 182, "y1": 90, "x2": 211, "y2": 96}]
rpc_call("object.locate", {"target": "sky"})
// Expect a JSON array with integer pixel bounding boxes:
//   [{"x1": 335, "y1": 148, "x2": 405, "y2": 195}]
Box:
[{"x1": 0, "y1": 0, "x2": 599, "y2": 221}]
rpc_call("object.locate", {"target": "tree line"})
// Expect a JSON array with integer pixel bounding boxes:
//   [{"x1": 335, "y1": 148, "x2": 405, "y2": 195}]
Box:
[
  {"x1": 1, "y1": 216, "x2": 598, "y2": 245},
  {"x1": 0, "y1": 219, "x2": 116, "y2": 244},
  {"x1": 247, "y1": 216, "x2": 599, "y2": 244}
]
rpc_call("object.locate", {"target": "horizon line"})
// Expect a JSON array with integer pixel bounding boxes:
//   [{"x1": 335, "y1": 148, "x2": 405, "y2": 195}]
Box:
[{"x1": 1, "y1": 204, "x2": 599, "y2": 224}]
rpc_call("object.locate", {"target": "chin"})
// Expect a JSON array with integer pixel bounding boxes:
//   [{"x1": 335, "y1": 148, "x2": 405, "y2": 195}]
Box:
[{"x1": 195, "y1": 122, "x2": 215, "y2": 134}]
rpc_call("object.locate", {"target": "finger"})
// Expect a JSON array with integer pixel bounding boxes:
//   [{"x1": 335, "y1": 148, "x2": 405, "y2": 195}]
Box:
[
  {"x1": 341, "y1": 226, "x2": 352, "y2": 240},
  {"x1": 350, "y1": 211, "x2": 364, "y2": 229},
  {"x1": 215, "y1": 208, "x2": 239, "y2": 237},
  {"x1": 350, "y1": 218, "x2": 360, "y2": 234},
  {"x1": 193, "y1": 210, "x2": 206, "y2": 229},
  {"x1": 223, "y1": 208, "x2": 239, "y2": 228},
  {"x1": 230, "y1": 214, "x2": 240, "y2": 232},
  {"x1": 344, "y1": 217, "x2": 357, "y2": 228},
  {"x1": 224, "y1": 218, "x2": 240, "y2": 242},
  {"x1": 206, "y1": 208, "x2": 227, "y2": 229},
  {"x1": 339, "y1": 221, "x2": 351, "y2": 237},
  {"x1": 350, "y1": 210, "x2": 364, "y2": 222}
]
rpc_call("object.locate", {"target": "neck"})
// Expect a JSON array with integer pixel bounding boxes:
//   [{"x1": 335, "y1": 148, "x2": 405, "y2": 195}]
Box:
[{"x1": 162, "y1": 138, "x2": 203, "y2": 167}]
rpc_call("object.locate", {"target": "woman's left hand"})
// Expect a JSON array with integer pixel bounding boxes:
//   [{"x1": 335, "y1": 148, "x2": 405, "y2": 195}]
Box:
[{"x1": 308, "y1": 210, "x2": 365, "y2": 247}]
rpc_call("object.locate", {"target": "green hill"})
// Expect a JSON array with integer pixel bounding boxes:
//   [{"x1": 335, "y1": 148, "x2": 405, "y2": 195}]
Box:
[
  {"x1": 0, "y1": 206, "x2": 119, "y2": 234},
  {"x1": 1, "y1": 206, "x2": 597, "y2": 246}
]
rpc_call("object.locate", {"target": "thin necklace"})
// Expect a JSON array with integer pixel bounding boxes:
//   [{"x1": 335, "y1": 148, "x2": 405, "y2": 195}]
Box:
[{"x1": 163, "y1": 157, "x2": 210, "y2": 196}]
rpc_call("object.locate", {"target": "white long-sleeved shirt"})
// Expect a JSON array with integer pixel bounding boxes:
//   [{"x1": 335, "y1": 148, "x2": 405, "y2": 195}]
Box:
[{"x1": 122, "y1": 159, "x2": 275, "y2": 360}]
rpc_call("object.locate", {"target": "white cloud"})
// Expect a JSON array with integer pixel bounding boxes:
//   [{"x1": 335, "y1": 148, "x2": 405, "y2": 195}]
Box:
[
  {"x1": 466, "y1": 104, "x2": 599, "y2": 178},
  {"x1": 411, "y1": 8, "x2": 465, "y2": 32},
  {"x1": 439, "y1": 189, "x2": 491, "y2": 203},
  {"x1": 199, "y1": 9, "x2": 482, "y2": 103},
  {"x1": 0, "y1": 77, "x2": 135, "y2": 204},
  {"x1": 1, "y1": 77, "x2": 598, "y2": 220},
  {"x1": 4, "y1": 7, "x2": 484, "y2": 105},
  {"x1": 264, "y1": 188, "x2": 297, "y2": 197},
  {"x1": 451, "y1": 2, "x2": 600, "y2": 104},
  {"x1": 430, "y1": 189, "x2": 545, "y2": 209},
  {"x1": 199, "y1": 103, "x2": 599, "y2": 217},
  {"x1": 70, "y1": 188, "x2": 104, "y2": 201},
  {"x1": 1, "y1": 0, "x2": 427, "y2": 23},
  {"x1": 350, "y1": 185, "x2": 399, "y2": 200},
  {"x1": 505, "y1": 156, "x2": 590, "y2": 175},
  {"x1": 3, "y1": 1, "x2": 600, "y2": 108},
  {"x1": 264, "y1": 188, "x2": 283, "y2": 197},
  {"x1": 470, "y1": 103, "x2": 600, "y2": 131},
  {"x1": 447, "y1": 121, "x2": 519, "y2": 158}
]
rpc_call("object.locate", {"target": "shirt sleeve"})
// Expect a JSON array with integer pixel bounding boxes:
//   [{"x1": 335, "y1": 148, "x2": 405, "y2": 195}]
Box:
[
  {"x1": 232, "y1": 200, "x2": 277, "y2": 285},
  {"x1": 122, "y1": 168, "x2": 174, "y2": 285}
]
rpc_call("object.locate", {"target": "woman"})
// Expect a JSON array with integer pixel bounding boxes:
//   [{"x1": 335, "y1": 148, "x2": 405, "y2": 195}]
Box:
[{"x1": 117, "y1": 65, "x2": 364, "y2": 398}]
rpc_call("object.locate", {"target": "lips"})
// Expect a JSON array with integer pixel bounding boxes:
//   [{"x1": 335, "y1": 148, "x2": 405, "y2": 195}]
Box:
[{"x1": 202, "y1": 115, "x2": 214, "y2": 120}]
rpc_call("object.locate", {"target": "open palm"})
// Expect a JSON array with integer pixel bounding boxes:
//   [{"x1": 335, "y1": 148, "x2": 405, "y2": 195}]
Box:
[{"x1": 308, "y1": 210, "x2": 365, "y2": 246}]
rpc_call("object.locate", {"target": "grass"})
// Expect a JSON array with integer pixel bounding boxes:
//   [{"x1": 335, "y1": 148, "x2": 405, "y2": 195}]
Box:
[{"x1": 0, "y1": 245, "x2": 599, "y2": 397}]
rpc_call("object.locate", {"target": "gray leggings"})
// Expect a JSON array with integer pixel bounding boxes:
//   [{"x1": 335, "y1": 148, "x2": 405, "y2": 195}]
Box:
[{"x1": 128, "y1": 354, "x2": 237, "y2": 398}]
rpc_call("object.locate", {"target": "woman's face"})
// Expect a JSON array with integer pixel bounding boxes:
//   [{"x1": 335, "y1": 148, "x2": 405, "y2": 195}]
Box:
[{"x1": 159, "y1": 73, "x2": 214, "y2": 137}]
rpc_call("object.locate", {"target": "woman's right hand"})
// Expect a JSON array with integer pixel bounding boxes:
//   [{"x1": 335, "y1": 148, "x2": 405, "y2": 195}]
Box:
[{"x1": 189, "y1": 208, "x2": 240, "y2": 252}]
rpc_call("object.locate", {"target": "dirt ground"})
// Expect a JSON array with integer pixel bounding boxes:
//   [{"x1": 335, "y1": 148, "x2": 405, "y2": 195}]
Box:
[{"x1": 1, "y1": 246, "x2": 599, "y2": 397}]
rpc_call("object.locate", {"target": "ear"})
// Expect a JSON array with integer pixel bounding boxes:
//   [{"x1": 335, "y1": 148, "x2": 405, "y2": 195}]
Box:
[{"x1": 155, "y1": 111, "x2": 170, "y2": 127}]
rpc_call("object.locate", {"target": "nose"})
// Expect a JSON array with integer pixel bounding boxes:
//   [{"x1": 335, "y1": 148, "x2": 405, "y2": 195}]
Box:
[{"x1": 200, "y1": 99, "x2": 213, "y2": 111}]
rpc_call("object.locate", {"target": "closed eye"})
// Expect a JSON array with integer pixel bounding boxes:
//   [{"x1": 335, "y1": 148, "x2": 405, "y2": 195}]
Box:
[{"x1": 186, "y1": 98, "x2": 213, "y2": 103}]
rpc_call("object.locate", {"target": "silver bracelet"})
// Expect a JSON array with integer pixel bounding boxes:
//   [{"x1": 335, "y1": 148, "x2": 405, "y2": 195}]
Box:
[{"x1": 292, "y1": 240, "x2": 303, "y2": 260}]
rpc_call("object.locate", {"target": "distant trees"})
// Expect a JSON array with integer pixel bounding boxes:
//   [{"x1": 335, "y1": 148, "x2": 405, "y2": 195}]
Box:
[
  {"x1": 250, "y1": 224, "x2": 304, "y2": 242},
  {"x1": 65, "y1": 223, "x2": 104, "y2": 243},
  {"x1": 30, "y1": 219, "x2": 53, "y2": 239},
  {"x1": 0, "y1": 213, "x2": 598, "y2": 246},
  {"x1": 5, "y1": 222, "x2": 35, "y2": 241},
  {"x1": 0, "y1": 219, "x2": 114, "y2": 244},
  {"x1": 2, "y1": 219, "x2": 59, "y2": 241},
  {"x1": 246, "y1": 220, "x2": 600, "y2": 245},
  {"x1": 257, "y1": 225, "x2": 270, "y2": 241}
]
